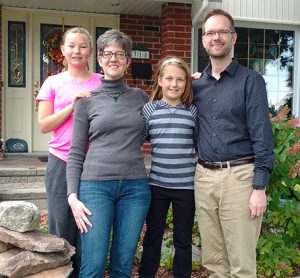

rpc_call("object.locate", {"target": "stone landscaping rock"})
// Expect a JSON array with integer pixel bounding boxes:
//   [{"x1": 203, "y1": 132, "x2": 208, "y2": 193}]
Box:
[
  {"x1": 0, "y1": 227, "x2": 68, "y2": 253},
  {"x1": 23, "y1": 262, "x2": 73, "y2": 278},
  {"x1": 0, "y1": 201, "x2": 74, "y2": 277},
  {"x1": 0, "y1": 201, "x2": 40, "y2": 232},
  {"x1": 0, "y1": 240, "x2": 9, "y2": 253},
  {"x1": 0, "y1": 246, "x2": 74, "y2": 278}
]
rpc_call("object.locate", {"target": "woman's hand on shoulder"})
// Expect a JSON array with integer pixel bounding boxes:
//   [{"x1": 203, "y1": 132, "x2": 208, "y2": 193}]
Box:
[
  {"x1": 68, "y1": 193, "x2": 93, "y2": 233},
  {"x1": 71, "y1": 90, "x2": 92, "y2": 109}
]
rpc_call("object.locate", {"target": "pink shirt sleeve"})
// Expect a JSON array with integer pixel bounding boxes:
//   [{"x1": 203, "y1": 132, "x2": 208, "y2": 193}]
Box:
[{"x1": 36, "y1": 75, "x2": 55, "y2": 102}]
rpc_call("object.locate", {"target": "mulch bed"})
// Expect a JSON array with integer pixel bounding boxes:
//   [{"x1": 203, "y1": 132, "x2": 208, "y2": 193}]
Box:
[
  {"x1": 131, "y1": 266, "x2": 209, "y2": 278},
  {"x1": 104, "y1": 265, "x2": 209, "y2": 278}
]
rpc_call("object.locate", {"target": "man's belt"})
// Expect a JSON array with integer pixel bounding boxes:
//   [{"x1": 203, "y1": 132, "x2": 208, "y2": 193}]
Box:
[{"x1": 197, "y1": 157, "x2": 254, "y2": 169}]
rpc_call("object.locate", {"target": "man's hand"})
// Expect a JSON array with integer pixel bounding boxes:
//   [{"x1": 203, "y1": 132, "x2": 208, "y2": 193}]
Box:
[
  {"x1": 191, "y1": 72, "x2": 202, "y2": 80},
  {"x1": 249, "y1": 189, "x2": 267, "y2": 219}
]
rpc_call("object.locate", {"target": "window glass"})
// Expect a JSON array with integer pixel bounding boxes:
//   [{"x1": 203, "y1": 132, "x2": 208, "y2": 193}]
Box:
[
  {"x1": 197, "y1": 27, "x2": 295, "y2": 114},
  {"x1": 8, "y1": 21, "x2": 25, "y2": 87},
  {"x1": 40, "y1": 24, "x2": 71, "y2": 84}
]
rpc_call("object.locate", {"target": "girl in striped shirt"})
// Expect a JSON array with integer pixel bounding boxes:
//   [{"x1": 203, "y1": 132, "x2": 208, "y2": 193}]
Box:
[{"x1": 139, "y1": 56, "x2": 198, "y2": 278}]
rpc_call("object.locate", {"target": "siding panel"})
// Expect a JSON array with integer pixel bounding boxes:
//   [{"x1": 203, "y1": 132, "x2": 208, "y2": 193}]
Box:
[{"x1": 221, "y1": 0, "x2": 300, "y2": 24}]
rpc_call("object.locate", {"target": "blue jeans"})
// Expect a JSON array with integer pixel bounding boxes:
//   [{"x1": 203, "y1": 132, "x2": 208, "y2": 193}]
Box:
[{"x1": 79, "y1": 179, "x2": 151, "y2": 278}]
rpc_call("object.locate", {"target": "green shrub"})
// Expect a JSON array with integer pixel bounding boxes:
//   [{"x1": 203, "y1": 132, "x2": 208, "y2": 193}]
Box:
[{"x1": 257, "y1": 106, "x2": 300, "y2": 277}]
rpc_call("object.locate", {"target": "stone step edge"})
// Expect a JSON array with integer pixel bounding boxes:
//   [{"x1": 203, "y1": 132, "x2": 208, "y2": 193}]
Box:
[
  {"x1": 0, "y1": 167, "x2": 46, "y2": 177},
  {"x1": 0, "y1": 184, "x2": 46, "y2": 200},
  {"x1": 0, "y1": 181, "x2": 45, "y2": 189}
]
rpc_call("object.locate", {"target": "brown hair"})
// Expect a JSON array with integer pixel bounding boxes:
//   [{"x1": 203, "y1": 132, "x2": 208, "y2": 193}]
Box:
[
  {"x1": 150, "y1": 56, "x2": 193, "y2": 107},
  {"x1": 202, "y1": 9, "x2": 235, "y2": 34},
  {"x1": 61, "y1": 27, "x2": 92, "y2": 69},
  {"x1": 97, "y1": 29, "x2": 132, "y2": 59}
]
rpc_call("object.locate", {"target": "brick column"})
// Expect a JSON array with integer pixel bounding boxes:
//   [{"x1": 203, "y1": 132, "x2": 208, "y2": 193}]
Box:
[
  {"x1": 161, "y1": 3, "x2": 192, "y2": 65},
  {"x1": 120, "y1": 14, "x2": 161, "y2": 94}
]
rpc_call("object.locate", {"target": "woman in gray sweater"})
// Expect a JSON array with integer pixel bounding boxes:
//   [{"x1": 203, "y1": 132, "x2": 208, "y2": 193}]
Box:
[{"x1": 66, "y1": 29, "x2": 151, "y2": 278}]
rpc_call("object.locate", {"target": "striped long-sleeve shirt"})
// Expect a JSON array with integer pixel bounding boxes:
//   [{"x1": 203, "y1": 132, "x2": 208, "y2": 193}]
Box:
[{"x1": 142, "y1": 100, "x2": 198, "y2": 190}]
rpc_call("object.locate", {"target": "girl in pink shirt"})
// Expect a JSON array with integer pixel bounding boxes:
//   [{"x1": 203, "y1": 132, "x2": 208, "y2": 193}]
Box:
[{"x1": 36, "y1": 27, "x2": 101, "y2": 278}]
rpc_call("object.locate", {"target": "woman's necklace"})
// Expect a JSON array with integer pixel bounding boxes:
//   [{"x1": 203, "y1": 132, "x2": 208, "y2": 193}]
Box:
[{"x1": 101, "y1": 88, "x2": 127, "y2": 102}]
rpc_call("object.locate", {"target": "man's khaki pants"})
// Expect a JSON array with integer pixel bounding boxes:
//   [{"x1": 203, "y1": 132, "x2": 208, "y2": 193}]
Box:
[{"x1": 194, "y1": 163, "x2": 262, "y2": 278}]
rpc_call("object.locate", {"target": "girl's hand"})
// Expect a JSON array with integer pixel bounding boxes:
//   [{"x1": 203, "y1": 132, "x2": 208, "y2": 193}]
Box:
[
  {"x1": 191, "y1": 72, "x2": 202, "y2": 80},
  {"x1": 68, "y1": 193, "x2": 93, "y2": 233},
  {"x1": 71, "y1": 90, "x2": 91, "y2": 109}
]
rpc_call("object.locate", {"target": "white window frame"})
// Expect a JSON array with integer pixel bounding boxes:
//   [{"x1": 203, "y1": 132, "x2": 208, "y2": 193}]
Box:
[{"x1": 235, "y1": 21, "x2": 300, "y2": 117}]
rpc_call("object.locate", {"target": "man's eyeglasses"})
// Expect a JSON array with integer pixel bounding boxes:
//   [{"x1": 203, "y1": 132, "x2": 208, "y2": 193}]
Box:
[
  {"x1": 202, "y1": 30, "x2": 235, "y2": 38},
  {"x1": 101, "y1": 51, "x2": 127, "y2": 59}
]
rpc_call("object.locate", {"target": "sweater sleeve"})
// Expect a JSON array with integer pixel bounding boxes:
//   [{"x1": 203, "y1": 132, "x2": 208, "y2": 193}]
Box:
[{"x1": 66, "y1": 98, "x2": 90, "y2": 195}]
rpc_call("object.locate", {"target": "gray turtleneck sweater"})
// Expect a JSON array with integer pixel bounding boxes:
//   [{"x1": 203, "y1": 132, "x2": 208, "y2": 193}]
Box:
[{"x1": 67, "y1": 76, "x2": 149, "y2": 195}]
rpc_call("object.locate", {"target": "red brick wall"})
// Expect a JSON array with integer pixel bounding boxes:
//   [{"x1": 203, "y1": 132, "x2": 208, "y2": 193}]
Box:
[
  {"x1": 161, "y1": 3, "x2": 192, "y2": 65},
  {"x1": 120, "y1": 3, "x2": 192, "y2": 93},
  {"x1": 120, "y1": 14, "x2": 161, "y2": 95}
]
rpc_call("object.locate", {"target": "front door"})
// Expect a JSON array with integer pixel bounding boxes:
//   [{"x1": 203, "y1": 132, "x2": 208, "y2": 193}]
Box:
[{"x1": 3, "y1": 8, "x2": 119, "y2": 152}]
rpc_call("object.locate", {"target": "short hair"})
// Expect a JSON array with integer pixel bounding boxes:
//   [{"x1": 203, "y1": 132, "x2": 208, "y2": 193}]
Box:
[
  {"x1": 151, "y1": 56, "x2": 193, "y2": 107},
  {"x1": 96, "y1": 29, "x2": 132, "y2": 58},
  {"x1": 202, "y1": 9, "x2": 235, "y2": 34}
]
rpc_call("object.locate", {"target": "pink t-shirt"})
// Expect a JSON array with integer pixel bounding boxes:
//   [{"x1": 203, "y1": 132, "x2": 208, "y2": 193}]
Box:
[{"x1": 36, "y1": 72, "x2": 101, "y2": 162}]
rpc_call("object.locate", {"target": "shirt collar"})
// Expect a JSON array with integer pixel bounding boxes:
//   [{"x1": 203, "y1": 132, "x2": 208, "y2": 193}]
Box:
[
  {"x1": 204, "y1": 59, "x2": 239, "y2": 78},
  {"x1": 157, "y1": 100, "x2": 184, "y2": 108}
]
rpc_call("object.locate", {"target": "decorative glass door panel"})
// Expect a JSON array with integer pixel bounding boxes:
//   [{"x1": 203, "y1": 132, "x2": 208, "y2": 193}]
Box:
[
  {"x1": 8, "y1": 21, "x2": 26, "y2": 87},
  {"x1": 40, "y1": 24, "x2": 72, "y2": 84}
]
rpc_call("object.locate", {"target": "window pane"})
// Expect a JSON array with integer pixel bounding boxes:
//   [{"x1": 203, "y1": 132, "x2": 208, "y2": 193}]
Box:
[
  {"x1": 236, "y1": 58, "x2": 248, "y2": 68},
  {"x1": 249, "y1": 43, "x2": 264, "y2": 58},
  {"x1": 234, "y1": 43, "x2": 248, "y2": 58},
  {"x1": 198, "y1": 58, "x2": 210, "y2": 72},
  {"x1": 250, "y1": 28, "x2": 264, "y2": 44},
  {"x1": 249, "y1": 59, "x2": 264, "y2": 74},
  {"x1": 266, "y1": 30, "x2": 279, "y2": 45},
  {"x1": 8, "y1": 21, "x2": 25, "y2": 87},
  {"x1": 40, "y1": 24, "x2": 72, "y2": 84},
  {"x1": 265, "y1": 45, "x2": 278, "y2": 59},
  {"x1": 236, "y1": 27, "x2": 248, "y2": 43},
  {"x1": 96, "y1": 27, "x2": 109, "y2": 74},
  {"x1": 197, "y1": 26, "x2": 295, "y2": 114}
]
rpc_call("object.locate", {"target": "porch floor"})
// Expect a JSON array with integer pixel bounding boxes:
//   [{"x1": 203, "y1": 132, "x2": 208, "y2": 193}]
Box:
[{"x1": 0, "y1": 152, "x2": 48, "y2": 169}]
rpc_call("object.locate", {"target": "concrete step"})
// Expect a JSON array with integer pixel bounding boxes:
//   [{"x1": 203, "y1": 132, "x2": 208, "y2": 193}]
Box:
[
  {"x1": 0, "y1": 167, "x2": 46, "y2": 184},
  {"x1": 0, "y1": 181, "x2": 47, "y2": 211}
]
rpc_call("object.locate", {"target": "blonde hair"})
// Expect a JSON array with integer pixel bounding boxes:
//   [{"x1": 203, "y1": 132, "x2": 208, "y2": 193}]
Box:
[
  {"x1": 151, "y1": 56, "x2": 193, "y2": 107},
  {"x1": 61, "y1": 27, "x2": 92, "y2": 70}
]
